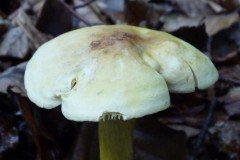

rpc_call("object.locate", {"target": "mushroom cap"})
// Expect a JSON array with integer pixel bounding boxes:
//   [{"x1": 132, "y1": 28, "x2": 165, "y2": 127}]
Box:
[{"x1": 24, "y1": 25, "x2": 218, "y2": 122}]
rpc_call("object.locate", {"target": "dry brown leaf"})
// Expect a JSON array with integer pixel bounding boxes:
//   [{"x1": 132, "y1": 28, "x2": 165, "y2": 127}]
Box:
[
  {"x1": 0, "y1": 27, "x2": 29, "y2": 58},
  {"x1": 14, "y1": 9, "x2": 51, "y2": 49},
  {"x1": 0, "y1": 118, "x2": 19, "y2": 154},
  {"x1": 204, "y1": 12, "x2": 239, "y2": 36},
  {"x1": 208, "y1": 1, "x2": 226, "y2": 13},
  {"x1": 135, "y1": 118, "x2": 187, "y2": 160},
  {"x1": 0, "y1": 62, "x2": 26, "y2": 96},
  {"x1": 170, "y1": 0, "x2": 214, "y2": 17},
  {"x1": 36, "y1": 0, "x2": 75, "y2": 36},
  {"x1": 220, "y1": 87, "x2": 240, "y2": 116},
  {"x1": 168, "y1": 124, "x2": 199, "y2": 138},
  {"x1": 216, "y1": 0, "x2": 240, "y2": 11},
  {"x1": 220, "y1": 65, "x2": 240, "y2": 80},
  {"x1": 125, "y1": 0, "x2": 174, "y2": 27},
  {"x1": 210, "y1": 121, "x2": 240, "y2": 153},
  {"x1": 162, "y1": 14, "x2": 203, "y2": 32},
  {"x1": 162, "y1": 8, "x2": 239, "y2": 34},
  {"x1": 224, "y1": 101, "x2": 240, "y2": 117},
  {"x1": 213, "y1": 51, "x2": 238, "y2": 62},
  {"x1": 221, "y1": 87, "x2": 240, "y2": 103},
  {"x1": 74, "y1": 1, "x2": 103, "y2": 26},
  {"x1": 0, "y1": 19, "x2": 9, "y2": 36},
  {"x1": 20, "y1": 0, "x2": 45, "y2": 16}
]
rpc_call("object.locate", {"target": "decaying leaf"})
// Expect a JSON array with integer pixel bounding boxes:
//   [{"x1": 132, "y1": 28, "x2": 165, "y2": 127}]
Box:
[
  {"x1": 0, "y1": 62, "x2": 26, "y2": 96},
  {"x1": 208, "y1": 1, "x2": 226, "y2": 13},
  {"x1": 220, "y1": 65, "x2": 240, "y2": 81},
  {"x1": 163, "y1": 11, "x2": 239, "y2": 35},
  {"x1": 14, "y1": 9, "x2": 51, "y2": 49},
  {"x1": 135, "y1": 118, "x2": 187, "y2": 160},
  {"x1": 212, "y1": 51, "x2": 238, "y2": 63},
  {"x1": 124, "y1": 0, "x2": 173, "y2": 27},
  {"x1": 36, "y1": 0, "x2": 75, "y2": 36},
  {"x1": 0, "y1": 0, "x2": 239, "y2": 159},
  {"x1": 0, "y1": 27, "x2": 29, "y2": 58},
  {"x1": 168, "y1": 124, "x2": 199, "y2": 138},
  {"x1": 204, "y1": 12, "x2": 239, "y2": 36},
  {"x1": 125, "y1": 0, "x2": 239, "y2": 36},
  {"x1": 74, "y1": 1, "x2": 103, "y2": 26},
  {"x1": 0, "y1": 19, "x2": 9, "y2": 36},
  {"x1": 20, "y1": 0, "x2": 45, "y2": 17},
  {"x1": 210, "y1": 121, "x2": 240, "y2": 153},
  {"x1": 162, "y1": 14, "x2": 203, "y2": 32},
  {"x1": 224, "y1": 101, "x2": 240, "y2": 117},
  {"x1": 170, "y1": 0, "x2": 214, "y2": 17},
  {"x1": 220, "y1": 87, "x2": 240, "y2": 116},
  {"x1": 221, "y1": 87, "x2": 240, "y2": 103},
  {"x1": 0, "y1": 117, "x2": 19, "y2": 154},
  {"x1": 217, "y1": 0, "x2": 240, "y2": 11}
]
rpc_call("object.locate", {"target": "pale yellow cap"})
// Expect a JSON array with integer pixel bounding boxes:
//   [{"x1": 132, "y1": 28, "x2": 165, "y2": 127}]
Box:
[{"x1": 24, "y1": 25, "x2": 218, "y2": 121}]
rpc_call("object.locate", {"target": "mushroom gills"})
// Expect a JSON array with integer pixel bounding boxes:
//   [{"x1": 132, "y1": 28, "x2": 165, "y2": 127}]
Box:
[{"x1": 100, "y1": 112, "x2": 124, "y2": 121}]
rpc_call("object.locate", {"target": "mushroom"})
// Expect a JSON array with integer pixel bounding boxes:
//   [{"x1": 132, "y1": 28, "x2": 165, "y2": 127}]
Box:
[{"x1": 24, "y1": 25, "x2": 218, "y2": 160}]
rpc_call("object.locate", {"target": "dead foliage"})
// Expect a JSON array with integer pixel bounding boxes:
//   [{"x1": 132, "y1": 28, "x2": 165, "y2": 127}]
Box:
[{"x1": 0, "y1": 0, "x2": 239, "y2": 159}]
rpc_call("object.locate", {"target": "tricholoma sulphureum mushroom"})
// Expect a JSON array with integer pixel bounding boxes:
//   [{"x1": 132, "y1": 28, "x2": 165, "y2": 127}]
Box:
[{"x1": 24, "y1": 25, "x2": 218, "y2": 160}]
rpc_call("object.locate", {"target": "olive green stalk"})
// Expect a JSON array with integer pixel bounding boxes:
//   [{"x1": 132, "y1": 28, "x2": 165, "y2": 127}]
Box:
[{"x1": 99, "y1": 119, "x2": 135, "y2": 160}]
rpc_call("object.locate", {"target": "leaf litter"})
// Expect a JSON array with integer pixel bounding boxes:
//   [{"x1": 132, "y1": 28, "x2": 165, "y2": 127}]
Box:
[{"x1": 0, "y1": 0, "x2": 240, "y2": 159}]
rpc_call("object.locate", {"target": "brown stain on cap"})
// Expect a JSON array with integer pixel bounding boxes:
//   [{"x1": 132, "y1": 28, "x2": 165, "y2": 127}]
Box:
[{"x1": 90, "y1": 31, "x2": 141, "y2": 50}]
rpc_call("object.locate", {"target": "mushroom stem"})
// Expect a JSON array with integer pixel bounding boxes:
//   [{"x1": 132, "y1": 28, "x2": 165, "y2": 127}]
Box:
[{"x1": 99, "y1": 119, "x2": 136, "y2": 160}]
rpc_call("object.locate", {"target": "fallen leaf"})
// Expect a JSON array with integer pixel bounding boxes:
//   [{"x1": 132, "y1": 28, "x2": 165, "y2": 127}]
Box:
[
  {"x1": 217, "y1": 0, "x2": 240, "y2": 11},
  {"x1": 220, "y1": 65, "x2": 240, "y2": 81},
  {"x1": 69, "y1": 122, "x2": 99, "y2": 160},
  {"x1": 135, "y1": 117, "x2": 187, "y2": 160},
  {"x1": 170, "y1": 0, "x2": 214, "y2": 17},
  {"x1": 208, "y1": 1, "x2": 226, "y2": 13},
  {"x1": 124, "y1": 0, "x2": 172, "y2": 27},
  {"x1": 0, "y1": 27, "x2": 29, "y2": 58},
  {"x1": 168, "y1": 124, "x2": 199, "y2": 138},
  {"x1": 0, "y1": 62, "x2": 26, "y2": 96},
  {"x1": 14, "y1": 9, "x2": 51, "y2": 49},
  {"x1": 74, "y1": 1, "x2": 103, "y2": 26},
  {"x1": 220, "y1": 87, "x2": 240, "y2": 116},
  {"x1": 20, "y1": 0, "x2": 45, "y2": 16},
  {"x1": 98, "y1": 0, "x2": 124, "y2": 13},
  {"x1": 221, "y1": 87, "x2": 240, "y2": 103},
  {"x1": 204, "y1": 12, "x2": 239, "y2": 36},
  {"x1": 0, "y1": 116, "x2": 19, "y2": 154},
  {"x1": 224, "y1": 101, "x2": 240, "y2": 117},
  {"x1": 210, "y1": 121, "x2": 240, "y2": 153},
  {"x1": 162, "y1": 14, "x2": 203, "y2": 32},
  {"x1": 36, "y1": 0, "x2": 75, "y2": 36},
  {"x1": 0, "y1": 19, "x2": 9, "y2": 36},
  {"x1": 212, "y1": 51, "x2": 238, "y2": 63}
]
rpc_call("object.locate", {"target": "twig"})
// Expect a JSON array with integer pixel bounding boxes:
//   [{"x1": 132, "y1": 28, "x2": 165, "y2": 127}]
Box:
[
  {"x1": 206, "y1": 37, "x2": 212, "y2": 55},
  {"x1": 189, "y1": 98, "x2": 217, "y2": 160},
  {"x1": 73, "y1": 0, "x2": 96, "y2": 9},
  {"x1": 58, "y1": 0, "x2": 91, "y2": 26}
]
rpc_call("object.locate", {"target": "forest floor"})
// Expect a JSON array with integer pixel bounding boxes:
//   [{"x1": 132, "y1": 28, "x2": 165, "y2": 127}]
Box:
[{"x1": 0, "y1": 0, "x2": 240, "y2": 160}]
